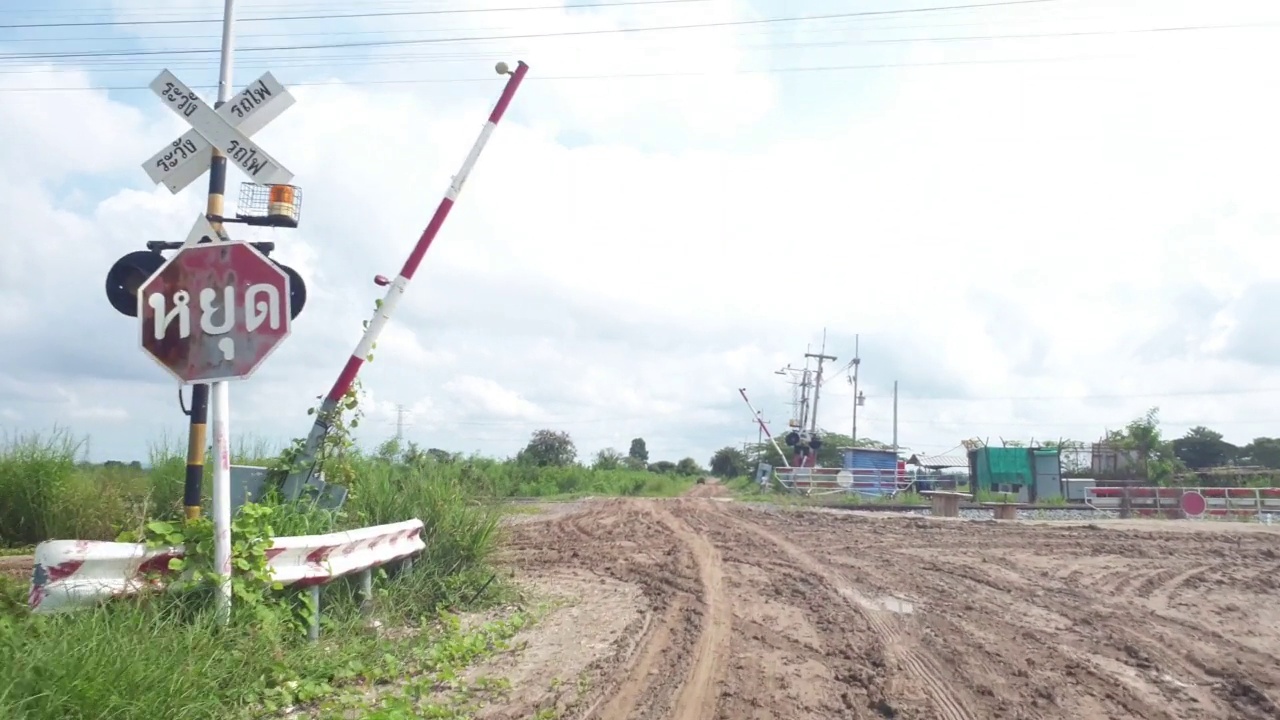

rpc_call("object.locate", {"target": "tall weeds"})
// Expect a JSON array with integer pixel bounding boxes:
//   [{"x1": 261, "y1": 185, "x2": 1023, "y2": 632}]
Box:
[{"x1": 0, "y1": 433, "x2": 688, "y2": 548}]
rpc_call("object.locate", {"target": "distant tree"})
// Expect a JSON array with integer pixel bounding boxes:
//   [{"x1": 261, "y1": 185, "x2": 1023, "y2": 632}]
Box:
[
  {"x1": 1107, "y1": 407, "x2": 1183, "y2": 482},
  {"x1": 375, "y1": 437, "x2": 402, "y2": 461},
  {"x1": 517, "y1": 429, "x2": 577, "y2": 467},
  {"x1": 675, "y1": 457, "x2": 703, "y2": 476},
  {"x1": 628, "y1": 438, "x2": 649, "y2": 464},
  {"x1": 648, "y1": 460, "x2": 677, "y2": 474},
  {"x1": 426, "y1": 447, "x2": 456, "y2": 464},
  {"x1": 1171, "y1": 426, "x2": 1237, "y2": 470},
  {"x1": 1240, "y1": 437, "x2": 1280, "y2": 469},
  {"x1": 709, "y1": 446, "x2": 749, "y2": 478},
  {"x1": 401, "y1": 442, "x2": 424, "y2": 465},
  {"x1": 593, "y1": 447, "x2": 625, "y2": 470}
]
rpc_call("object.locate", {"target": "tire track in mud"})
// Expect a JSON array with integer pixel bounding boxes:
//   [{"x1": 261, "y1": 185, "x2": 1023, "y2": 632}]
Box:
[
  {"x1": 595, "y1": 599, "x2": 689, "y2": 720},
  {"x1": 653, "y1": 503, "x2": 732, "y2": 720},
  {"x1": 800, "y1": 511, "x2": 1280, "y2": 719},
  {"x1": 507, "y1": 499, "x2": 732, "y2": 720},
  {"x1": 715, "y1": 505, "x2": 977, "y2": 720},
  {"x1": 502, "y1": 498, "x2": 1280, "y2": 720},
  {"x1": 503, "y1": 500, "x2": 702, "y2": 720},
  {"x1": 592, "y1": 501, "x2": 731, "y2": 720}
]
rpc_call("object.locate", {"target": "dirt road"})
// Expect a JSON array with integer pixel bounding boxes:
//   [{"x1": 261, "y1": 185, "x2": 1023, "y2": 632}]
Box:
[{"x1": 490, "y1": 485, "x2": 1280, "y2": 720}]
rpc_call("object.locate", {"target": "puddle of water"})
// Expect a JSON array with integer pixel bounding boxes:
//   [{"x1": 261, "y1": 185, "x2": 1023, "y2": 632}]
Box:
[
  {"x1": 879, "y1": 596, "x2": 914, "y2": 614},
  {"x1": 842, "y1": 587, "x2": 916, "y2": 614}
]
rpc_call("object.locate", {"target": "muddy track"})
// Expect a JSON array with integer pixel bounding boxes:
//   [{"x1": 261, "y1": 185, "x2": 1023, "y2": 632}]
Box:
[{"x1": 500, "y1": 492, "x2": 1280, "y2": 720}]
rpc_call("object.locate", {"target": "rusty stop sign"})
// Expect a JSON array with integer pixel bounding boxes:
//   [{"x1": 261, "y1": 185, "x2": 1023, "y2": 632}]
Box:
[{"x1": 139, "y1": 241, "x2": 292, "y2": 384}]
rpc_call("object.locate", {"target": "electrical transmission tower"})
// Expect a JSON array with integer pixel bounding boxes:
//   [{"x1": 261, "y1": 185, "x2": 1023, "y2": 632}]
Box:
[
  {"x1": 775, "y1": 364, "x2": 812, "y2": 430},
  {"x1": 395, "y1": 404, "x2": 407, "y2": 440}
]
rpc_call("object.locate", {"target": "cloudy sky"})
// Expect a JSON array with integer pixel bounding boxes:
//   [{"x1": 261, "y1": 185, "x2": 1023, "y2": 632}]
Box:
[{"x1": 2, "y1": 0, "x2": 1280, "y2": 465}]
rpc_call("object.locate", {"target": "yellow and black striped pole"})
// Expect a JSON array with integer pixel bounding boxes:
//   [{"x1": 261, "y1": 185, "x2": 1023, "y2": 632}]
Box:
[
  {"x1": 185, "y1": 0, "x2": 237, "y2": 521},
  {"x1": 183, "y1": 155, "x2": 227, "y2": 521}
]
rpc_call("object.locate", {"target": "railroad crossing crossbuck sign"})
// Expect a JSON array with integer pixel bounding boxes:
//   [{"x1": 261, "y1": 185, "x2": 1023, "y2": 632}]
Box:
[
  {"x1": 142, "y1": 69, "x2": 295, "y2": 193},
  {"x1": 139, "y1": 242, "x2": 293, "y2": 384}
]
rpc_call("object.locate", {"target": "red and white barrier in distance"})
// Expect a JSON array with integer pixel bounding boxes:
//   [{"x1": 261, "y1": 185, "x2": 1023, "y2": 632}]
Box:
[{"x1": 1084, "y1": 486, "x2": 1280, "y2": 517}]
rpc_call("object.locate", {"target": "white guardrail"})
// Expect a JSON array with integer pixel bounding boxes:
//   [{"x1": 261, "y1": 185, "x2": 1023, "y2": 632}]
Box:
[
  {"x1": 28, "y1": 518, "x2": 425, "y2": 614},
  {"x1": 1083, "y1": 487, "x2": 1280, "y2": 517}
]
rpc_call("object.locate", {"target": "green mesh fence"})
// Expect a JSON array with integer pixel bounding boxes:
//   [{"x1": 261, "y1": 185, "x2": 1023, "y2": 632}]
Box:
[{"x1": 973, "y1": 447, "x2": 1033, "y2": 490}]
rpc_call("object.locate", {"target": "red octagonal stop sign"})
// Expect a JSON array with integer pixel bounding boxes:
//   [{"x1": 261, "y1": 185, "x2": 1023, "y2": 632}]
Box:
[{"x1": 139, "y1": 241, "x2": 292, "y2": 384}]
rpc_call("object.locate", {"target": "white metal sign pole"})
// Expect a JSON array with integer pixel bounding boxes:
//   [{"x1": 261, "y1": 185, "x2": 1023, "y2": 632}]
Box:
[{"x1": 210, "y1": 0, "x2": 237, "y2": 626}]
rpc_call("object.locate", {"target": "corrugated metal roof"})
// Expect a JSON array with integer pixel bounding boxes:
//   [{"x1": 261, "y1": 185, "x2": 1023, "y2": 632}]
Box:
[{"x1": 906, "y1": 453, "x2": 970, "y2": 469}]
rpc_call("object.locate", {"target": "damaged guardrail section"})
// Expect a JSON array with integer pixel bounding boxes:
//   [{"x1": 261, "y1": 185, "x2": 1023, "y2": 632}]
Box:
[{"x1": 28, "y1": 519, "x2": 425, "y2": 620}]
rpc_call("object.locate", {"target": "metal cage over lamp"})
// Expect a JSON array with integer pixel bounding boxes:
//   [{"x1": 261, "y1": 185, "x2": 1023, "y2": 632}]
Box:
[{"x1": 235, "y1": 182, "x2": 302, "y2": 228}]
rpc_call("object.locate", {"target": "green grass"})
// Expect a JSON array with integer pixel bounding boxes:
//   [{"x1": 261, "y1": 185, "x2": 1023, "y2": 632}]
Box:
[
  {"x1": 0, "y1": 431, "x2": 698, "y2": 549},
  {"x1": 0, "y1": 430, "x2": 578, "y2": 719},
  {"x1": 0, "y1": 429, "x2": 284, "y2": 547},
  {"x1": 452, "y1": 458, "x2": 697, "y2": 499},
  {"x1": 0, "y1": 430, "x2": 712, "y2": 717},
  {"x1": 0, "y1": 581, "x2": 532, "y2": 719}
]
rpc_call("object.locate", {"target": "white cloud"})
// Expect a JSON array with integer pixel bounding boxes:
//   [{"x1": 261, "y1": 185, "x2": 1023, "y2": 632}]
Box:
[
  {"x1": 3, "y1": 0, "x2": 1280, "y2": 464},
  {"x1": 442, "y1": 375, "x2": 542, "y2": 420}
]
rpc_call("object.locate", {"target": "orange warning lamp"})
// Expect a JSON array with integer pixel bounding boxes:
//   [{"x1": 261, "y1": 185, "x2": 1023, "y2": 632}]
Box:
[
  {"x1": 235, "y1": 182, "x2": 302, "y2": 228},
  {"x1": 267, "y1": 185, "x2": 299, "y2": 226}
]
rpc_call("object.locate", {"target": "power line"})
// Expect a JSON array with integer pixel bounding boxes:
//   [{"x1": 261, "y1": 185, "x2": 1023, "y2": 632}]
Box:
[
  {"x1": 0, "y1": 0, "x2": 710, "y2": 30},
  {"x1": 8, "y1": 0, "x2": 1193, "y2": 45},
  {"x1": 0, "y1": 55, "x2": 1154, "y2": 93},
  {"x1": 0, "y1": 15, "x2": 1268, "y2": 77},
  {"x1": 2, "y1": 0, "x2": 577, "y2": 14},
  {"x1": 0, "y1": 2, "x2": 1065, "y2": 60},
  {"x1": 0, "y1": 9, "x2": 1120, "y2": 46},
  {"x1": 2, "y1": 18, "x2": 1269, "y2": 77},
  {"x1": 874, "y1": 387, "x2": 1280, "y2": 402},
  {"x1": 437, "y1": 387, "x2": 1280, "y2": 426},
  {"x1": 860, "y1": 19, "x2": 1280, "y2": 45}
]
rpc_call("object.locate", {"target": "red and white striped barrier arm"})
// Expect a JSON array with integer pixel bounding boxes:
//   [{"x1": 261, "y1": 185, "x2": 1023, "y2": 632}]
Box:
[
  {"x1": 28, "y1": 519, "x2": 425, "y2": 613},
  {"x1": 290, "y1": 61, "x2": 530, "y2": 482}
]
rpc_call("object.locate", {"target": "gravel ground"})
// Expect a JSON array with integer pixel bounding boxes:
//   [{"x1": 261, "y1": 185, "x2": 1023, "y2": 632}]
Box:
[
  {"x1": 503, "y1": 498, "x2": 1280, "y2": 526},
  {"x1": 797, "y1": 505, "x2": 1117, "y2": 522},
  {"x1": 807, "y1": 504, "x2": 1280, "y2": 524}
]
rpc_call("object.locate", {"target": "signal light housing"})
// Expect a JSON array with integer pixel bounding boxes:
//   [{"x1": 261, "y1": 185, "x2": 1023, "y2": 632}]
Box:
[
  {"x1": 104, "y1": 250, "x2": 166, "y2": 317},
  {"x1": 274, "y1": 260, "x2": 307, "y2": 319}
]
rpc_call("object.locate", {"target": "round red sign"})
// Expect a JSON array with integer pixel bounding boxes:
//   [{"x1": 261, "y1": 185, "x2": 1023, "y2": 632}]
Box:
[{"x1": 1180, "y1": 490, "x2": 1207, "y2": 517}]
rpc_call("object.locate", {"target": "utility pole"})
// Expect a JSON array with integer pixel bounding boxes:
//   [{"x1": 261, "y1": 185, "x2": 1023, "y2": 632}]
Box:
[
  {"x1": 395, "y1": 404, "x2": 407, "y2": 440},
  {"x1": 183, "y1": 0, "x2": 237, "y2": 523},
  {"x1": 892, "y1": 380, "x2": 899, "y2": 453},
  {"x1": 804, "y1": 335, "x2": 837, "y2": 437},
  {"x1": 847, "y1": 334, "x2": 864, "y2": 443}
]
